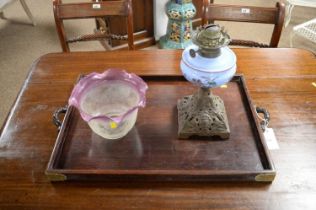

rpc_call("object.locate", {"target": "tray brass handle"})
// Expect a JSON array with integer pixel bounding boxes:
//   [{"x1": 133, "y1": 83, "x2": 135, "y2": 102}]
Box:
[
  {"x1": 53, "y1": 105, "x2": 68, "y2": 131},
  {"x1": 255, "y1": 106, "x2": 270, "y2": 132}
]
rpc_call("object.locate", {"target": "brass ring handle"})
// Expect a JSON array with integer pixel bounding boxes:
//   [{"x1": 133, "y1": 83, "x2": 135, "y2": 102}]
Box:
[
  {"x1": 255, "y1": 106, "x2": 270, "y2": 132},
  {"x1": 52, "y1": 105, "x2": 68, "y2": 131}
]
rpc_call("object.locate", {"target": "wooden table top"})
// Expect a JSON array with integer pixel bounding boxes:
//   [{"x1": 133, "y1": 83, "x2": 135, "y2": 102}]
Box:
[{"x1": 0, "y1": 48, "x2": 315, "y2": 209}]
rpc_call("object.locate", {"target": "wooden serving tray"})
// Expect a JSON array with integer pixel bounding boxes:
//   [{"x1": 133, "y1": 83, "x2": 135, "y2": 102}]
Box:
[{"x1": 46, "y1": 75, "x2": 275, "y2": 182}]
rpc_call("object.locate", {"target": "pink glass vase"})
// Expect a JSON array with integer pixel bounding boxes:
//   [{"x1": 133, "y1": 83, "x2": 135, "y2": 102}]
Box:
[{"x1": 68, "y1": 69, "x2": 148, "y2": 139}]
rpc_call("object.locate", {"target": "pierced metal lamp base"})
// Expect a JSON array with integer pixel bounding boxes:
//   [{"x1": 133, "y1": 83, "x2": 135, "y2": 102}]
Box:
[{"x1": 177, "y1": 88, "x2": 230, "y2": 139}]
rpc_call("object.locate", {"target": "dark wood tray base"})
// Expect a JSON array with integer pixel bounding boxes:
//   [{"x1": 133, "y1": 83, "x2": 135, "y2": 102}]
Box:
[{"x1": 46, "y1": 75, "x2": 275, "y2": 182}]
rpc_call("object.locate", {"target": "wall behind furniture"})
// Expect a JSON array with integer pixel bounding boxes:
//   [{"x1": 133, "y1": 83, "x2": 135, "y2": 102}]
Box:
[{"x1": 153, "y1": 0, "x2": 168, "y2": 40}]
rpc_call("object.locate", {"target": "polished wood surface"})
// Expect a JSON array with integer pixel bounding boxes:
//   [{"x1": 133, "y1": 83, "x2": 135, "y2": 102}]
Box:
[
  {"x1": 202, "y1": 1, "x2": 285, "y2": 47},
  {"x1": 1, "y1": 48, "x2": 316, "y2": 209}
]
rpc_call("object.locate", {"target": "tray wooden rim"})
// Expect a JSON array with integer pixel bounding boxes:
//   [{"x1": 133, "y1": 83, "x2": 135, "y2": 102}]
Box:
[{"x1": 46, "y1": 74, "x2": 275, "y2": 182}]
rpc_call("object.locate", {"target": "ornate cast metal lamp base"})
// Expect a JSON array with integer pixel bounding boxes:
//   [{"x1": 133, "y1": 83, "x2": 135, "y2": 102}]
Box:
[{"x1": 177, "y1": 88, "x2": 230, "y2": 139}]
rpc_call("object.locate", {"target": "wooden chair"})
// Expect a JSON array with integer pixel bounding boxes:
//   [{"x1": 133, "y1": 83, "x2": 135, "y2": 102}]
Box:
[
  {"x1": 202, "y1": 1, "x2": 285, "y2": 48},
  {"x1": 52, "y1": 0, "x2": 134, "y2": 52}
]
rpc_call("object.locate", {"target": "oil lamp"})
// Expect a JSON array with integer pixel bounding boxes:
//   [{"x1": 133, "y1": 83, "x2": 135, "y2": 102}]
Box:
[{"x1": 178, "y1": 24, "x2": 236, "y2": 139}]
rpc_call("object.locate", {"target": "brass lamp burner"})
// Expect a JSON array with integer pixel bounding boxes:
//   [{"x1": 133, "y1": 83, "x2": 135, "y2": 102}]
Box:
[{"x1": 190, "y1": 24, "x2": 231, "y2": 58}]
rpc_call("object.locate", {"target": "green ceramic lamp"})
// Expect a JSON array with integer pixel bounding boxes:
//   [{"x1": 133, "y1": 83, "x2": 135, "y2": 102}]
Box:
[{"x1": 159, "y1": 0, "x2": 196, "y2": 49}]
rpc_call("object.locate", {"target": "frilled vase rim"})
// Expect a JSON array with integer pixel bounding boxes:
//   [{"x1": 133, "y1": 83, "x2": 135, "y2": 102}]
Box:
[{"x1": 68, "y1": 69, "x2": 148, "y2": 124}]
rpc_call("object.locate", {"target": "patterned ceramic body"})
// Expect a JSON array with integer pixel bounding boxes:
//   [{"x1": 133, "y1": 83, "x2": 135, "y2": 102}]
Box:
[
  {"x1": 68, "y1": 69, "x2": 148, "y2": 139},
  {"x1": 180, "y1": 44, "x2": 236, "y2": 88},
  {"x1": 159, "y1": 0, "x2": 196, "y2": 49}
]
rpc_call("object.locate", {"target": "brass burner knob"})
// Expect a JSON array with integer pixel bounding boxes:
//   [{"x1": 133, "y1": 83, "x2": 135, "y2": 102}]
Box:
[{"x1": 192, "y1": 24, "x2": 231, "y2": 58}]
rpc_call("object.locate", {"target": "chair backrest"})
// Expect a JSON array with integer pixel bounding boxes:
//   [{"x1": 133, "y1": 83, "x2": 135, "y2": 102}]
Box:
[
  {"x1": 202, "y1": 1, "x2": 285, "y2": 47},
  {"x1": 53, "y1": 0, "x2": 134, "y2": 52}
]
